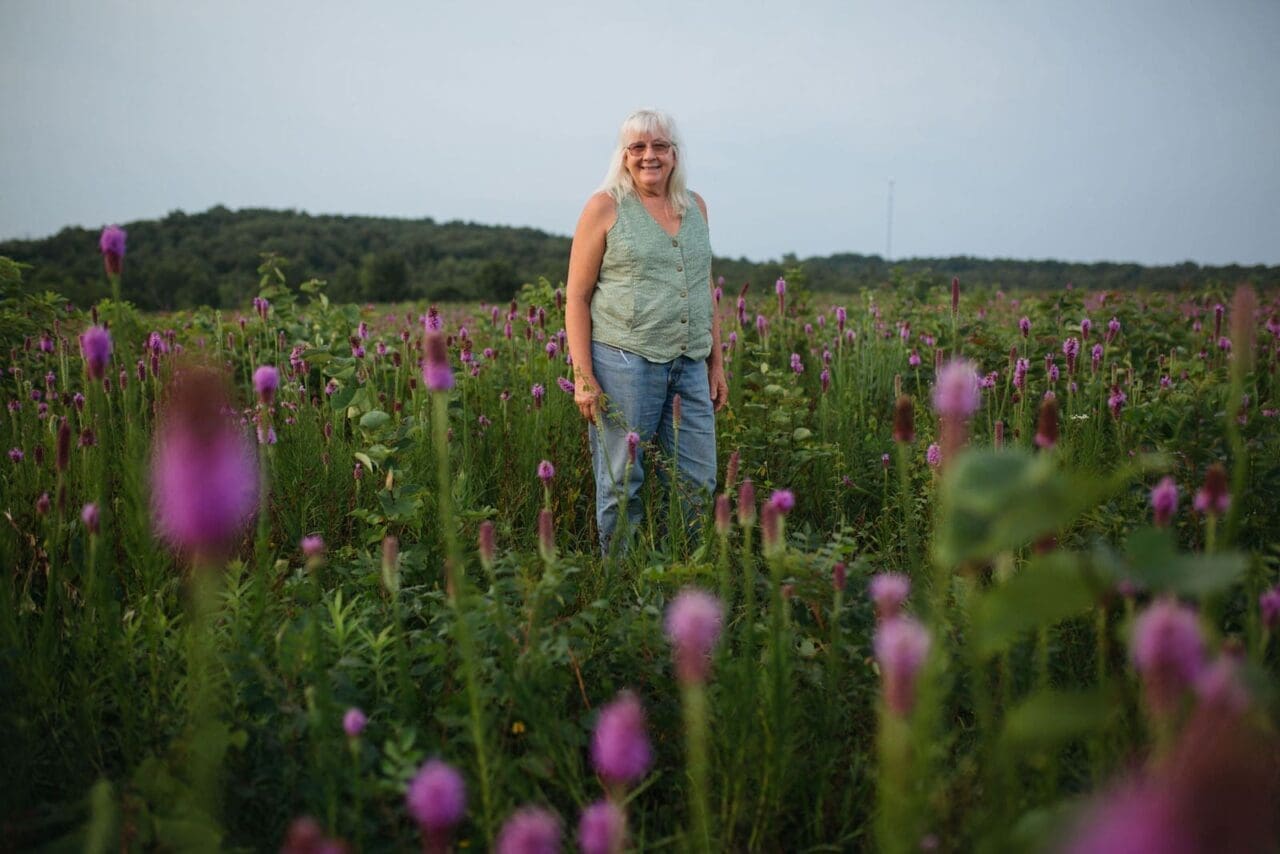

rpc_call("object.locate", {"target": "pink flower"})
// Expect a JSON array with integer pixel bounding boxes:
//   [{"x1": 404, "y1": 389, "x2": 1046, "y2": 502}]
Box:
[
  {"x1": 869, "y1": 573, "x2": 910, "y2": 621},
  {"x1": 406, "y1": 759, "x2": 467, "y2": 833},
  {"x1": 253, "y1": 365, "x2": 279, "y2": 404},
  {"x1": 81, "y1": 502, "x2": 100, "y2": 534},
  {"x1": 591, "y1": 691, "x2": 652, "y2": 786},
  {"x1": 300, "y1": 535, "x2": 325, "y2": 559},
  {"x1": 931, "y1": 359, "x2": 981, "y2": 418},
  {"x1": 1062, "y1": 778, "x2": 1190, "y2": 854},
  {"x1": 874, "y1": 616, "x2": 931, "y2": 716},
  {"x1": 422, "y1": 332, "x2": 454, "y2": 391},
  {"x1": 926, "y1": 443, "x2": 942, "y2": 468},
  {"x1": 578, "y1": 800, "x2": 625, "y2": 854},
  {"x1": 80, "y1": 326, "x2": 112, "y2": 380},
  {"x1": 99, "y1": 225, "x2": 126, "y2": 275},
  {"x1": 665, "y1": 589, "x2": 724, "y2": 684},
  {"x1": 1130, "y1": 598, "x2": 1205, "y2": 716},
  {"x1": 1150, "y1": 477, "x2": 1178, "y2": 527},
  {"x1": 1193, "y1": 463, "x2": 1230, "y2": 516},
  {"x1": 537, "y1": 459, "x2": 555, "y2": 483},
  {"x1": 497, "y1": 807, "x2": 561, "y2": 854},
  {"x1": 342, "y1": 707, "x2": 367, "y2": 737},
  {"x1": 1018, "y1": 316, "x2": 1031, "y2": 337},
  {"x1": 768, "y1": 489, "x2": 795, "y2": 514}
]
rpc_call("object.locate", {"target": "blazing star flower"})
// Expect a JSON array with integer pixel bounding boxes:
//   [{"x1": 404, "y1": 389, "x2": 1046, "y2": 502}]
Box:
[
  {"x1": 422, "y1": 332, "x2": 454, "y2": 391},
  {"x1": 1151, "y1": 477, "x2": 1178, "y2": 527},
  {"x1": 1013, "y1": 357, "x2": 1029, "y2": 390},
  {"x1": 768, "y1": 489, "x2": 795, "y2": 514},
  {"x1": 1193, "y1": 463, "x2": 1230, "y2": 515},
  {"x1": 80, "y1": 326, "x2": 112, "y2": 380},
  {"x1": 1260, "y1": 586, "x2": 1280, "y2": 631},
  {"x1": 908, "y1": 349, "x2": 921, "y2": 367},
  {"x1": 578, "y1": 800, "x2": 626, "y2": 854},
  {"x1": 150, "y1": 369, "x2": 258, "y2": 557},
  {"x1": 556, "y1": 377, "x2": 575, "y2": 395},
  {"x1": 7, "y1": 448, "x2": 22, "y2": 463},
  {"x1": 892, "y1": 395, "x2": 915, "y2": 444},
  {"x1": 1062, "y1": 779, "x2": 1189, "y2": 854},
  {"x1": 300, "y1": 535, "x2": 325, "y2": 559},
  {"x1": 99, "y1": 225, "x2": 126, "y2": 275},
  {"x1": 665, "y1": 588, "x2": 724, "y2": 684},
  {"x1": 531, "y1": 383, "x2": 545, "y2": 408},
  {"x1": 790, "y1": 353, "x2": 803, "y2": 374},
  {"x1": 820, "y1": 368, "x2": 831, "y2": 393},
  {"x1": 869, "y1": 573, "x2": 910, "y2": 621},
  {"x1": 932, "y1": 359, "x2": 981, "y2": 418},
  {"x1": 1131, "y1": 597, "x2": 1205, "y2": 717},
  {"x1": 874, "y1": 616, "x2": 931, "y2": 717},
  {"x1": 1080, "y1": 317, "x2": 1092, "y2": 339},
  {"x1": 1107, "y1": 316, "x2": 1121, "y2": 341},
  {"x1": 1035, "y1": 396, "x2": 1060, "y2": 449},
  {"x1": 343, "y1": 708, "x2": 367, "y2": 738},
  {"x1": 1108, "y1": 386, "x2": 1127, "y2": 418},
  {"x1": 253, "y1": 365, "x2": 279, "y2": 404},
  {"x1": 406, "y1": 759, "x2": 467, "y2": 834},
  {"x1": 926, "y1": 443, "x2": 942, "y2": 468},
  {"x1": 591, "y1": 691, "x2": 652, "y2": 786},
  {"x1": 737, "y1": 479, "x2": 756, "y2": 526},
  {"x1": 1018, "y1": 316, "x2": 1031, "y2": 338},
  {"x1": 81, "y1": 502, "x2": 100, "y2": 534},
  {"x1": 537, "y1": 508, "x2": 555, "y2": 561},
  {"x1": 497, "y1": 807, "x2": 561, "y2": 854},
  {"x1": 537, "y1": 459, "x2": 555, "y2": 483}
]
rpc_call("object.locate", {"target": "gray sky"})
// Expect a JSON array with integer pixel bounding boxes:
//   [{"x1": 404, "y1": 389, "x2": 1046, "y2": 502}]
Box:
[{"x1": 2, "y1": 0, "x2": 1278, "y2": 266}]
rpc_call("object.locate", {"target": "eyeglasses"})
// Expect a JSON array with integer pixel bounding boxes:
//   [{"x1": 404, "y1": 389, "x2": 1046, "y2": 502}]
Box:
[{"x1": 626, "y1": 140, "x2": 674, "y2": 156}]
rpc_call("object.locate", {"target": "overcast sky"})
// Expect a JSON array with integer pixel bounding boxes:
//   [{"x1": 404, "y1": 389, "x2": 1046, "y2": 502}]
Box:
[{"x1": 2, "y1": 0, "x2": 1277, "y2": 266}]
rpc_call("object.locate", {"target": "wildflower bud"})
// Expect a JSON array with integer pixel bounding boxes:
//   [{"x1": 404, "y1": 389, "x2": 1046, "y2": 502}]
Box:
[
  {"x1": 1034, "y1": 396, "x2": 1059, "y2": 449},
  {"x1": 537, "y1": 459, "x2": 555, "y2": 484},
  {"x1": 882, "y1": 452, "x2": 891, "y2": 470},
  {"x1": 950, "y1": 276, "x2": 960, "y2": 314},
  {"x1": 994, "y1": 420, "x2": 1005, "y2": 449},
  {"x1": 537, "y1": 508, "x2": 555, "y2": 561},
  {"x1": 343, "y1": 707, "x2": 367, "y2": 738},
  {"x1": 672, "y1": 393, "x2": 682, "y2": 428},
  {"x1": 892, "y1": 395, "x2": 914, "y2": 444},
  {"x1": 1230, "y1": 285, "x2": 1258, "y2": 373},
  {"x1": 478, "y1": 520, "x2": 496, "y2": 568},
  {"x1": 874, "y1": 616, "x2": 931, "y2": 717},
  {"x1": 35, "y1": 492, "x2": 51, "y2": 515},
  {"x1": 625, "y1": 431, "x2": 639, "y2": 464},
  {"x1": 422, "y1": 332, "x2": 454, "y2": 391},
  {"x1": 1194, "y1": 463, "x2": 1230, "y2": 516},
  {"x1": 56, "y1": 419, "x2": 71, "y2": 472},
  {"x1": 870, "y1": 573, "x2": 910, "y2": 621},
  {"x1": 714, "y1": 494, "x2": 731, "y2": 536},
  {"x1": 381, "y1": 535, "x2": 399, "y2": 594},
  {"x1": 80, "y1": 326, "x2": 112, "y2": 380},
  {"x1": 738, "y1": 478, "x2": 756, "y2": 526},
  {"x1": 1131, "y1": 597, "x2": 1204, "y2": 718},
  {"x1": 724, "y1": 450, "x2": 740, "y2": 494},
  {"x1": 665, "y1": 588, "x2": 724, "y2": 684},
  {"x1": 406, "y1": 759, "x2": 467, "y2": 844},
  {"x1": 498, "y1": 808, "x2": 561, "y2": 854},
  {"x1": 99, "y1": 225, "x2": 126, "y2": 276},
  {"x1": 1150, "y1": 477, "x2": 1179, "y2": 527},
  {"x1": 253, "y1": 365, "x2": 279, "y2": 404},
  {"x1": 832, "y1": 561, "x2": 847, "y2": 592},
  {"x1": 81, "y1": 502, "x2": 100, "y2": 534}
]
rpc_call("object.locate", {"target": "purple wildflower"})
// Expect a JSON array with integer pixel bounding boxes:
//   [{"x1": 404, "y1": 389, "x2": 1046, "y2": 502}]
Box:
[
  {"x1": 926, "y1": 443, "x2": 942, "y2": 468},
  {"x1": 1108, "y1": 386, "x2": 1127, "y2": 418},
  {"x1": 1130, "y1": 597, "x2": 1205, "y2": 717},
  {"x1": 343, "y1": 708, "x2": 367, "y2": 738},
  {"x1": 99, "y1": 225, "x2": 126, "y2": 275},
  {"x1": 253, "y1": 365, "x2": 279, "y2": 404},
  {"x1": 768, "y1": 489, "x2": 795, "y2": 514},
  {"x1": 1193, "y1": 463, "x2": 1230, "y2": 515},
  {"x1": 578, "y1": 800, "x2": 625, "y2": 854},
  {"x1": 497, "y1": 807, "x2": 561, "y2": 854},
  {"x1": 422, "y1": 332, "x2": 454, "y2": 391},
  {"x1": 406, "y1": 759, "x2": 467, "y2": 835},
  {"x1": 591, "y1": 691, "x2": 652, "y2": 786},
  {"x1": 874, "y1": 616, "x2": 931, "y2": 717},
  {"x1": 81, "y1": 502, "x2": 100, "y2": 534},
  {"x1": 790, "y1": 353, "x2": 803, "y2": 374},
  {"x1": 1150, "y1": 477, "x2": 1178, "y2": 527},
  {"x1": 870, "y1": 573, "x2": 911, "y2": 621},
  {"x1": 1018, "y1": 316, "x2": 1031, "y2": 338},
  {"x1": 665, "y1": 588, "x2": 724, "y2": 684},
  {"x1": 556, "y1": 376, "x2": 575, "y2": 395},
  {"x1": 537, "y1": 460, "x2": 555, "y2": 484},
  {"x1": 931, "y1": 359, "x2": 981, "y2": 418},
  {"x1": 300, "y1": 535, "x2": 325, "y2": 559},
  {"x1": 531, "y1": 383, "x2": 545, "y2": 408},
  {"x1": 80, "y1": 326, "x2": 112, "y2": 380}
]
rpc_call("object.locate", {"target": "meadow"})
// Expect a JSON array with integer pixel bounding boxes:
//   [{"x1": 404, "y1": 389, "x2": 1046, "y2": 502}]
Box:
[{"x1": 2, "y1": 244, "x2": 1278, "y2": 852}]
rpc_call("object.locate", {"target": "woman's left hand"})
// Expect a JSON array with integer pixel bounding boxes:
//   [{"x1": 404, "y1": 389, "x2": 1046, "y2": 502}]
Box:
[{"x1": 708, "y1": 361, "x2": 729, "y2": 412}]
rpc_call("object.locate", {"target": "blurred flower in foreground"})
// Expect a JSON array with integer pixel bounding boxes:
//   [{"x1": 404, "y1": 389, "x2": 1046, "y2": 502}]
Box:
[
  {"x1": 422, "y1": 332, "x2": 454, "y2": 391},
  {"x1": 80, "y1": 326, "x2": 112, "y2": 380},
  {"x1": 342, "y1": 707, "x2": 367, "y2": 738},
  {"x1": 869, "y1": 573, "x2": 910, "y2": 621},
  {"x1": 874, "y1": 616, "x2": 930, "y2": 717},
  {"x1": 578, "y1": 800, "x2": 625, "y2": 854},
  {"x1": 150, "y1": 367, "x2": 258, "y2": 559},
  {"x1": 1150, "y1": 477, "x2": 1178, "y2": 528},
  {"x1": 1193, "y1": 463, "x2": 1230, "y2": 516},
  {"x1": 253, "y1": 364, "x2": 279, "y2": 404},
  {"x1": 406, "y1": 759, "x2": 467, "y2": 849},
  {"x1": 931, "y1": 359, "x2": 981, "y2": 419},
  {"x1": 591, "y1": 691, "x2": 652, "y2": 787},
  {"x1": 281, "y1": 816, "x2": 347, "y2": 854},
  {"x1": 497, "y1": 806, "x2": 561, "y2": 854},
  {"x1": 665, "y1": 589, "x2": 724, "y2": 685},
  {"x1": 1130, "y1": 597, "x2": 1204, "y2": 718},
  {"x1": 99, "y1": 225, "x2": 126, "y2": 275}
]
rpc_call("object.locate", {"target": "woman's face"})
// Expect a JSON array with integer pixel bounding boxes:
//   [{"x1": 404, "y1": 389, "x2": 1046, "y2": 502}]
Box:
[{"x1": 624, "y1": 131, "x2": 676, "y2": 196}]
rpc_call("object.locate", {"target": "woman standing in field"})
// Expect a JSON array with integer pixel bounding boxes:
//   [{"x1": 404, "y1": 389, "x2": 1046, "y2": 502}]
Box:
[{"x1": 565, "y1": 109, "x2": 729, "y2": 555}]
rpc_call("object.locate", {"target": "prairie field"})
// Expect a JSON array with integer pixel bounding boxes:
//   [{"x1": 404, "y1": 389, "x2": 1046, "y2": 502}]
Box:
[{"x1": 2, "y1": 254, "x2": 1278, "y2": 852}]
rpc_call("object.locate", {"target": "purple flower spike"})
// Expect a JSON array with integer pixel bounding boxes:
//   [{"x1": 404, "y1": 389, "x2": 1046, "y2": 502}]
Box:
[
  {"x1": 1150, "y1": 477, "x2": 1178, "y2": 527},
  {"x1": 150, "y1": 369, "x2": 258, "y2": 557},
  {"x1": 1193, "y1": 464, "x2": 1230, "y2": 516},
  {"x1": 874, "y1": 616, "x2": 931, "y2": 717},
  {"x1": 1130, "y1": 597, "x2": 1205, "y2": 717},
  {"x1": 537, "y1": 459, "x2": 555, "y2": 484},
  {"x1": 300, "y1": 535, "x2": 325, "y2": 559},
  {"x1": 80, "y1": 326, "x2": 113, "y2": 380},
  {"x1": 343, "y1": 707, "x2": 367, "y2": 737},
  {"x1": 422, "y1": 332, "x2": 454, "y2": 392},
  {"x1": 497, "y1": 807, "x2": 561, "y2": 854},
  {"x1": 81, "y1": 502, "x2": 100, "y2": 535},
  {"x1": 1062, "y1": 780, "x2": 1187, "y2": 854},
  {"x1": 869, "y1": 573, "x2": 910, "y2": 621},
  {"x1": 768, "y1": 489, "x2": 795, "y2": 514},
  {"x1": 665, "y1": 588, "x2": 724, "y2": 685},
  {"x1": 591, "y1": 690, "x2": 653, "y2": 786},
  {"x1": 406, "y1": 759, "x2": 467, "y2": 833},
  {"x1": 578, "y1": 800, "x2": 625, "y2": 854},
  {"x1": 931, "y1": 359, "x2": 981, "y2": 419},
  {"x1": 253, "y1": 365, "x2": 279, "y2": 404},
  {"x1": 99, "y1": 225, "x2": 126, "y2": 275}
]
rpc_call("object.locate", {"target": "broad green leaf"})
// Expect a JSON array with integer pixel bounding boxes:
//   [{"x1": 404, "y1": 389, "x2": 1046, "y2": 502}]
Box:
[
  {"x1": 359, "y1": 409, "x2": 391, "y2": 430},
  {"x1": 329, "y1": 385, "x2": 356, "y2": 411},
  {"x1": 974, "y1": 553, "x2": 1095, "y2": 658},
  {"x1": 933, "y1": 449, "x2": 1107, "y2": 566},
  {"x1": 1124, "y1": 527, "x2": 1247, "y2": 595},
  {"x1": 1000, "y1": 688, "x2": 1113, "y2": 749}
]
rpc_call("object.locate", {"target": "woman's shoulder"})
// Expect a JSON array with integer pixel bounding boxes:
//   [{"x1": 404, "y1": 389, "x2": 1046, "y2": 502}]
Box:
[
  {"x1": 689, "y1": 191, "x2": 708, "y2": 220},
  {"x1": 576, "y1": 192, "x2": 619, "y2": 236}
]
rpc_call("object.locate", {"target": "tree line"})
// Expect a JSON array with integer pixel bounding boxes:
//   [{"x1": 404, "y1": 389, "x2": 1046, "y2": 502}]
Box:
[{"x1": 2, "y1": 205, "x2": 1275, "y2": 311}]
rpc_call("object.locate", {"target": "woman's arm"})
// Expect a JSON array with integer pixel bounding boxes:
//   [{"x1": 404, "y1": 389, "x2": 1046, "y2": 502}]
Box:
[
  {"x1": 565, "y1": 192, "x2": 615, "y2": 422},
  {"x1": 693, "y1": 193, "x2": 729, "y2": 411}
]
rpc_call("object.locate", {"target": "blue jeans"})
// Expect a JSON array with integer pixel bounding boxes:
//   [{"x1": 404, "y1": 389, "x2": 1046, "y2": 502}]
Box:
[{"x1": 588, "y1": 341, "x2": 718, "y2": 555}]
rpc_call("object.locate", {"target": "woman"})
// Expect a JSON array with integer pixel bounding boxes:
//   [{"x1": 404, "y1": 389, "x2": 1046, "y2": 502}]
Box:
[{"x1": 565, "y1": 109, "x2": 729, "y2": 555}]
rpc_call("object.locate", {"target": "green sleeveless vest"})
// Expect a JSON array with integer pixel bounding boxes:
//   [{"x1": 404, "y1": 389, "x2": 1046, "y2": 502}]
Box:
[{"x1": 590, "y1": 192, "x2": 714, "y2": 362}]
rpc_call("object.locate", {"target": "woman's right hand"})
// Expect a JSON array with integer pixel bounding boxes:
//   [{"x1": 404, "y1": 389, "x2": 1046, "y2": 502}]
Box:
[{"x1": 575, "y1": 374, "x2": 602, "y2": 423}]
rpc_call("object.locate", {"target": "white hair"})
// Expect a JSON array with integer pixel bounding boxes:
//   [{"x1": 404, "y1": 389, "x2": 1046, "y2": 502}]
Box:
[{"x1": 597, "y1": 109, "x2": 691, "y2": 217}]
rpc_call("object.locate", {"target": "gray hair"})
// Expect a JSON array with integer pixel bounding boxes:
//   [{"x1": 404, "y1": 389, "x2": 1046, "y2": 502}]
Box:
[{"x1": 597, "y1": 109, "x2": 691, "y2": 217}]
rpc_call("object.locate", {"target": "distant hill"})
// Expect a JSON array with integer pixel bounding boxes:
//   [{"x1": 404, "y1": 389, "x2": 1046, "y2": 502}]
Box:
[{"x1": 2, "y1": 206, "x2": 1275, "y2": 311}]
